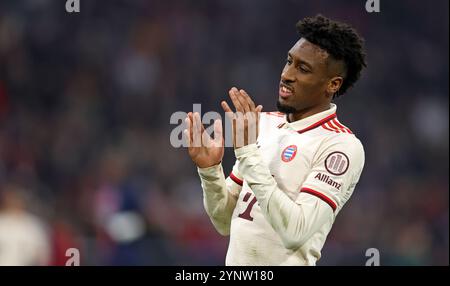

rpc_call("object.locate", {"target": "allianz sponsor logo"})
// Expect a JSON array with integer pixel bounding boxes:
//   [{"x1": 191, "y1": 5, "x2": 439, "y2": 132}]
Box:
[{"x1": 314, "y1": 172, "x2": 341, "y2": 190}]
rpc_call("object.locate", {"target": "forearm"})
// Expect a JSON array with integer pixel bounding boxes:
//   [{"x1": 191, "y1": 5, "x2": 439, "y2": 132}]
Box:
[
  {"x1": 235, "y1": 144, "x2": 332, "y2": 249},
  {"x1": 198, "y1": 164, "x2": 238, "y2": 236}
]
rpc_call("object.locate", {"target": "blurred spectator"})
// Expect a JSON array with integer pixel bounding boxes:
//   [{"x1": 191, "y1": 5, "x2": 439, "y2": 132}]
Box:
[{"x1": 0, "y1": 183, "x2": 51, "y2": 266}]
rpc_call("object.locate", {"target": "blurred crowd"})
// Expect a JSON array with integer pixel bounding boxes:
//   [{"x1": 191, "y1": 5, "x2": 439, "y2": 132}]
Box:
[{"x1": 0, "y1": 0, "x2": 448, "y2": 265}]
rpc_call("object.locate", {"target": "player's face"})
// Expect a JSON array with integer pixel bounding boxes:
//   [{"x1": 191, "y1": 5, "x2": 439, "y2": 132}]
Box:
[{"x1": 278, "y1": 38, "x2": 333, "y2": 115}]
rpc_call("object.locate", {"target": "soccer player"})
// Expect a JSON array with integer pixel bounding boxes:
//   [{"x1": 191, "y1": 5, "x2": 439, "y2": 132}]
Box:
[{"x1": 185, "y1": 15, "x2": 367, "y2": 265}]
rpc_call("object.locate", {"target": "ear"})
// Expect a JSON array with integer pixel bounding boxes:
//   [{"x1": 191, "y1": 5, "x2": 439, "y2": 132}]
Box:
[{"x1": 327, "y1": 76, "x2": 344, "y2": 97}]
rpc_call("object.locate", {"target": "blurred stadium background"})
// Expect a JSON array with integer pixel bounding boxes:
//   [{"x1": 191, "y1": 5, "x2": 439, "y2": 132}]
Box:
[{"x1": 0, "y1": 0, "x2": 448, "y2": 265}]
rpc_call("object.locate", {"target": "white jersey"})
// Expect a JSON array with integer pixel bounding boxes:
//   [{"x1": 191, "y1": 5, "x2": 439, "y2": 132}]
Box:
[{"x1": 198, "y1": 103, "x2": 365, "y2": 265}]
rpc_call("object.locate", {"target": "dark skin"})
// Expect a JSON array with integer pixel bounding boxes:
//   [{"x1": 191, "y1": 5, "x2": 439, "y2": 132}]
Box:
[
  {"x1": 279, "y1": 37, "x2": 346, "y2": 122},
  {"x1": 185, "y1": 37, "x2": 346, "y2": 168}
]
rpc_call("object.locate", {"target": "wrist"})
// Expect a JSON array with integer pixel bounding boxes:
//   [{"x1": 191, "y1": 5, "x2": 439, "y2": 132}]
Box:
[{"x1": 197, "y1": 161, "x2": 222, "y2": 169}]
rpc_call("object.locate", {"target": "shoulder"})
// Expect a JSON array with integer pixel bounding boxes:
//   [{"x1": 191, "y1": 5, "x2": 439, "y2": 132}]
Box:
[
  {"x1": 321, "y1": 132, "x2": 364, "y2": 156},
  {"x1": 316, "y1": 122, "x2": 365, "y2": 170},
  {"x1": 318, "y1": 117, "x2": 363, "y2": 149},
  {"x1": 323, "y1": 132, "x2": 364, "y2": 150},
  {"x1": 320, "y1": 117, "x2": 354, "y2": 135}
]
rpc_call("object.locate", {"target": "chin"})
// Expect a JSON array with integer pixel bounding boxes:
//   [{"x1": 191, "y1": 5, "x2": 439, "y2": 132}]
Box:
[{"x1": 276, "y1": 100, "x2": 297, "y2": 114}]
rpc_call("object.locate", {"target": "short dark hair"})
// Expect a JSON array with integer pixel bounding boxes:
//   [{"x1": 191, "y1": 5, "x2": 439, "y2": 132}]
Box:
[{"x1": 296, "y1": 15, "x2": 367, "y2": 97}]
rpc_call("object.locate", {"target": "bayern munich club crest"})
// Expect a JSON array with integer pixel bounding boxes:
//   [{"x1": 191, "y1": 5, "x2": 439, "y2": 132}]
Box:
[
  {"x1": 325, "y1": 151, "x2": 349, "y2": 175},
  {"x1": 281, "y1": 145, "x2": 298, "y2": 162}
]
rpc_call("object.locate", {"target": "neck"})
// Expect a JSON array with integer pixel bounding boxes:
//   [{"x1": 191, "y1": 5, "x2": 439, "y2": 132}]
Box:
[{"x1": 288, "y1": 102, "x2": 331, "y2": 122}]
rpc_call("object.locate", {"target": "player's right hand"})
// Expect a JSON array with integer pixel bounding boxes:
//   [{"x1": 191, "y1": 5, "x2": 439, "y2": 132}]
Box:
[{"x1": 184, "y1": 112, "x2": 224, "y2": 168}]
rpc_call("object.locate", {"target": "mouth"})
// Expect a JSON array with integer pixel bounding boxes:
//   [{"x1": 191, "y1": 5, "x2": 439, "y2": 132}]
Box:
[{"x1": 279, "y1": 83, "x2": 294, "y2": 99}]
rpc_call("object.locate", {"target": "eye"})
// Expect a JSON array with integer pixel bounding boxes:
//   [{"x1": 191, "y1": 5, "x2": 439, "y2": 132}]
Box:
[
  {"x1": 299, "y1": 66, "x2": 310, "y2": 73},
  {"x1": 286, "y1": 58, "x2": 293, "y2": 65}
]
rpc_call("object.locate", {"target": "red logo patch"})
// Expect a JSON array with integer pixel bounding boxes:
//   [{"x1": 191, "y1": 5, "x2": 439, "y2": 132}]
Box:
[
  {"x1": 325, "y1": 151, "x2": 349, "y2": 175},
  {"x1": 281, "y1": 145, "x2": 297, "y2": 162}
]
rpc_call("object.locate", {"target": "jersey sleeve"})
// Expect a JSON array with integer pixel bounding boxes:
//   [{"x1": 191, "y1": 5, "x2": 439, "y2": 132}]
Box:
[
  {"x1": 297, "y1": 135, "x2": 365, "y2": 213},
  {"x1": 197, "y1": 160, "x2": 243, "y2": 236},
  {"x1": 225, "y1": 160, "x2": 244, "y2": 198}
]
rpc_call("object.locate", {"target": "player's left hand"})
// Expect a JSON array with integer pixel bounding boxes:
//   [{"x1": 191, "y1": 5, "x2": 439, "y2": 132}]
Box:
[{"x1": 221, "y1": 87, "x2": 263, "y2": 149}]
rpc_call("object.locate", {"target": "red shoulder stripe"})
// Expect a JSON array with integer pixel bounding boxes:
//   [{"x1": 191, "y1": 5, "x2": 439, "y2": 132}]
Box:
[
  {"x1": 297, "y1": 113, "x2": 337, "y2": 134},
  {"x1": 332, "y1": 119, "x2": 353, "y2": 134},
  {"x1": 321, "y1": 123, "x2": 339, "y2": 133}
]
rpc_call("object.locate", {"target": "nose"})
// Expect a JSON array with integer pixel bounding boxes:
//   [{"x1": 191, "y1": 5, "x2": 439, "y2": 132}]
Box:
[{"x1": 281, "y1": 65, "x2": 295, "y2": 84}]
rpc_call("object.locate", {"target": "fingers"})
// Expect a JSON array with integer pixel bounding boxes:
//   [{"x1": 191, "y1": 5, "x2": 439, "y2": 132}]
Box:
[
  {"x1": 213, "y1": 119, "x2": 223, "y2": 146},
  {"x1": 185, "y1": 112, "x2": 193, "y2": 147},
  {"x1": 240, "y1": 89, "x2": 255, "y2": 111},
  {"x1": 221, "y1": 101, "x2": 234, "y2": 121},
  {"x1": 187, "y1": 112, "x2": 215, "y2": 147},
  {"x1": 255, "y1": 105, "x2": 263, "y2": 134},
  {"x1": 184, "y1": 118, "x2": 191, "y2": 148},
  {"x1": 232, "y1": 87, "x2": 250, "y2": 113},
  {"x1": 228, "y1": 87, "x2": 258, "y2": 115},
  {"x1": 229, "y1": 88, "x2": 244, "y2": 114},
  {"x1": 192, "y1": 112, "x2": 203, "y2": 147},
  {"x1": 185, "y1": 88, "x2": 259, "y2": 148}
]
